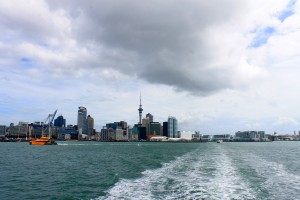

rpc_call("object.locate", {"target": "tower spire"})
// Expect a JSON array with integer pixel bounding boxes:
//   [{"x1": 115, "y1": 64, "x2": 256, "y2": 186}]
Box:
[{"x1": 138, "y1": 93, "x2": 143, "y2": 126}]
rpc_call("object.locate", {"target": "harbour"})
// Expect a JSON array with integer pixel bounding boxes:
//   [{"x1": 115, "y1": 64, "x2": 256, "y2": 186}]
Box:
[{"x1": 1, "y1": 141, "x2": 300, "y2": 199}]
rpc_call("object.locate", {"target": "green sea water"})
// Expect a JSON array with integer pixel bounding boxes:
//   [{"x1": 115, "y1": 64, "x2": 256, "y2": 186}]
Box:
[{"x1": 1, "y1": 141, "x2": 300, "y2": 199}]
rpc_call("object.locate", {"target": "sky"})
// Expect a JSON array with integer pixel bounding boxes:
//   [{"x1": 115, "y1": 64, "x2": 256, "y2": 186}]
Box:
[{"x1": 1, "y1": 0, "x2": 300, "y2": 134}]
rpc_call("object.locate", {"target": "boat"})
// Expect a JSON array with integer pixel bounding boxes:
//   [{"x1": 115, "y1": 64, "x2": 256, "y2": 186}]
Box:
[
  {"x1": 217, "y1": 140, "x2": 223, "y2": 143},
  {"x1": 30, "y1": 136, "x2": 57, "y2": 145},
  {"x1": 29, "y1": 110, "x2": 58, "y2": 145}
]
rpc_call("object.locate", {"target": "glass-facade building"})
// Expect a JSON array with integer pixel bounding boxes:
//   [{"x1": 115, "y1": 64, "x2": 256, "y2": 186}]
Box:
[
  {"x1": 168, "y1": 117, "x2": 178, "y2": 138},
  {"x1": 149, "y1": 122, "x2": 161, "y2": 135},
  {"x1": 77, "y1": 106, "x2": 88, "y2": 135},
  {"x1": 163, "y1": 122, "x2": 168, "y2": 137},
  {"x1": 54, "y1": 115, "x2": 66, "y2": 127}
]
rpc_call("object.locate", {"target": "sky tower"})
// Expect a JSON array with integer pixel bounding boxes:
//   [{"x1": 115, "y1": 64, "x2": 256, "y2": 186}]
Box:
[{"x1": 138, "y1": 94, "x2": 143, "y2": 126}]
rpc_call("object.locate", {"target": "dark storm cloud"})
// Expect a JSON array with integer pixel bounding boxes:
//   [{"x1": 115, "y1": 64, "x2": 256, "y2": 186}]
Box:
[{"x1": 46, "y1": 0, "x2": 245, "y2": 95}]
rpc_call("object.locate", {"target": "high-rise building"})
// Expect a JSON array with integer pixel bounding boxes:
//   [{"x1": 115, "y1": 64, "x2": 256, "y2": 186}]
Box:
[
  {"x1": 149, "y1": 122, "x2": 161, "y2": 135},
  {"x1": 138, "y1": 95, "x2": 143, "y2": 126},
  {"x1": 54, "y1": 115, "x2": 66, "y2": 127},
  {"x1": 163, "y1": 122, "x2": 168, "y2": 137},
  {"x1": 87, "y1": 115, "x2": 94, "y2": 137},
  {"x1": 146, "y1": 113, "x2": 153, "y2": 123},
  {"x1": 138, "y1": 126, "x2": 147, "y2": 140},
  {"x1": 142, "y1": 117, "x2": 150, "y2": 135},
  {"x1": 0, "y1": 125, "x2": 6, "y2": 136},
  {"x1": 103, "y1": 121, "x2": 128, "y2": 141},
  {"x1": 119, "y1": 121, "x2": 127, "y2": 129},
  {"x1": 168, "y1": 116, "x2": 178, "y2": 138},
  {"x1": 77, "y1": 106, "x2": 88, "y2": 135}
]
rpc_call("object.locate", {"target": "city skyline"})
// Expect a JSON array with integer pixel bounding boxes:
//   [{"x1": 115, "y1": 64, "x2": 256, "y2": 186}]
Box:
[{"x1": 1, "y1": 0, "x2": 300, "y2": 134}]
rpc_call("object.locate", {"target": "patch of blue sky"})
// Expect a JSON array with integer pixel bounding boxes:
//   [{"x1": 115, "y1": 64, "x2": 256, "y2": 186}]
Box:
[
  {"x1": 19, "y1": 57, "x2": 34, "y2": 68},
  {"x1": 277, "y1": 0, "x2": 297, "y2": 22},
  {"x1": 250, "y1": 27, "x2": 275, "y2": 48},
  {"x1": 0, "y1": 107, "x2": 13, "y2": 115}
]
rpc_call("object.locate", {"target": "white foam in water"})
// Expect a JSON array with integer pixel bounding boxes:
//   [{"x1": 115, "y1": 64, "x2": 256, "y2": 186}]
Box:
[
  {"x1": 57, "y1": 143, "x2": 68, "y2": 145},
  {"x1": 240, "y1": 152, "x2": 300, "y2": 199},
  {"x1": 205, "y1": 146, "x2": 256, "y2": 199},
  {"x1": 57, "y1": 142, "x2": 103, "y2": 146},
  {"x1": 96, "y1": 146, "x2": 256, "y2": 200}
]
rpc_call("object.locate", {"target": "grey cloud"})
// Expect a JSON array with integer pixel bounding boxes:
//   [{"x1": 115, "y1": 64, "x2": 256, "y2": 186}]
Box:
[{"x1": 46, "y1": 0, "x2": 244, "y2": 95}]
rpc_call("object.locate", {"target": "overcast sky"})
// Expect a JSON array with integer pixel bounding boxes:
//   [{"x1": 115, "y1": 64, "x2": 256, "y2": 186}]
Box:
[{"x1": 1, "y1": 0, "x2": 300, "y2": 134}]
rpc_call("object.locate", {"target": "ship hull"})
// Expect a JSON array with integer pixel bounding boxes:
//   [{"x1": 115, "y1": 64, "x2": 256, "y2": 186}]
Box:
[{"x1": 29, "y1": 136, "x2": 57, "y2": 145}]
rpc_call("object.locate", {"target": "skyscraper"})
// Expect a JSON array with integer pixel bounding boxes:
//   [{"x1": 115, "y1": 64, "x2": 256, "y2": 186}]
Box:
[
  {"x1": 87, "y1": 115, "x2": 94, "y2": 137},
  {"x1": 163, "y1": 122, "x2": 168, "y2": 137},
  {"x1": 149, "y1": 122, "x2": 161, "y2": 135},
  {"x1": 138, "y1": 95, "x2": 143, "y2": 126},
  {"x1": 77, "y1": 106, "x2": 88, "y2": 135},
  {"x1": 54, "y1": 115, "x2": 66, "y2": 127},
  {"x1": 146, "y1": 113, "x2": 153, "y2": 123},
  {"x1": 168, "y1": 116, "x2": 178, "y2": 138}
]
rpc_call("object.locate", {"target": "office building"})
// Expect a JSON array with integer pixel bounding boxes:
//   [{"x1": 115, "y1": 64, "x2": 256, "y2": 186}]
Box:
[
  {"x1": 87, "y1": 115, "x2": 94, "y2": 137},
  {"x1": 54, "y1": 115, "x2": 66, "y2": 127},
  {"x1": 58, "y1": 125, "x2": 78, "y2": 140},
  {"x1": 103, "y1": 121, "x2": 128, "y2": 141},
  {"x1": 146, "y1": 113, "x2": 153, "y2": 123},
  {"x1": 149, "y1": 122, "x2": 161, "y2": 135},
  {"x1": 163, "y1": 122, "x2": 168, "y2": 137},
  {"x1": 0, "y1": 125, "x2": 6, "y2": 136},
  {"x1": 138, "y1": 126, "x2": 147, "y2": 140},
  {"x1": 168, "y1": 116, "x2": 178, "y2": 138},
  {"x1": 77, "y1": 106, "x2": 88, "y2": 135},
  {"x1": 7, "y1": 122, "x2": 28, "y2": 138}
]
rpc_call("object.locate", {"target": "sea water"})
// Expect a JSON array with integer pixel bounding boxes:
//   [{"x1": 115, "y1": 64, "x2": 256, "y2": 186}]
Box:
[{"x1": 1, "y1": 141, "x2": 300, "y2": 199}]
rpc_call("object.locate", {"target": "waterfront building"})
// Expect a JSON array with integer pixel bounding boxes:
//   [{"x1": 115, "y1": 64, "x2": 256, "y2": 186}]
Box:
[
  {"x1": 138, "y1": 126, "x2": 147, "y2": 140},
  {"x1": 100, "y1": 126, "x2": 109, "y2": 141},
  {"x1": 180, "y1": 131, "x2": 195, "y2": 139},
  {"x1": 201, "y1": 135, "x2": 213, "y2": 142},
  {"x1": 0, "y1": 125, "x2": 6, "y2": 136},
  {"x1": 77, "y1": 107, "x2": 88, "y2": 135},
  {"x1": 163, "y1": 122, "x2": 168, "y2": 137},
  {"x1": 28, "y1": 123, "x2": 42, "y2": 139},
  {"x1": 107, "y1": 128, "x2": 115, "y2": 140},
  {"x1": 131, "y1": 124, "x2": 139, "y2": 141},
  {"x1": 103, "y1": 121, "x2": 129, "y2": 141},
  {"x1": 115, "y1": 128, "x2": 128, "y2": 141},
  {"x1": 192, "y1": 131, "x2": 201, "y2": 140},
  {"x1": 119, "y1": 121, "x2": 128, "y2": 129},
  {"x1": 235, "y1": 131, "x2": 266, "y2": 141},
  {"x1": 7, "y1": 122, "x2": 28, "y2": 138},
  {"x1": 58, "y1": 125, "x2": 78, "y2": 140},
  {"x1": 142, "y1": 117, "x2": 150, "y2": 135},
  {"x1": 127, "y1": 126, "x2": 132, "y2": 140},
  {"x1": 106, "y1": 122, "x2": 118, "y2": 129},
  {"x1": 177, "y1": 131, "x2": 181, "y2": 138},
  {"x1": 149, "y1": 122, "x2": 161, "y2": 135},
  {"x1": 146, "y1": 122, "x2": 161, "y2": 141},
  {"x1": 150, "y1": 136, "x2": 168, "y2": 142},
  {"x1": 168, "y1": 116, "x2": 178, "y2": 138},
  {"x1": 87, "y1": 115, "x2": 94, "y2": 137},
  {"x1": 258, "y1": 131, "x2": 265, "y2": 139},
  {"x1": 54, "y1": 115, "x2": 66, "y2": 127},
  {"x1": 212, "y1": 134, "x2": 232, "y2": 142},
  {"x1": 106, "y1": 121, "x2": 127, "y2": 130}
]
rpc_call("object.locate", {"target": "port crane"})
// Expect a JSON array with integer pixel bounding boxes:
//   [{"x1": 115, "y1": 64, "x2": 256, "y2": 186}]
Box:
[{"x1": 42, "y1": 109, "x2": 57, "y2": 137}]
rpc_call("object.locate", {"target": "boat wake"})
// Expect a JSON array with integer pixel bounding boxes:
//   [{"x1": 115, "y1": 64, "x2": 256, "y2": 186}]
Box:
[
  {"x1": 237, "y1": 151, "x2": 300, "y2": 200},
  {"x1": 96, "y1": 146, "x2": 256, "y2": 199},
  {"x1": 57, "y1": 143, "x2": 103, "y2": 146}
]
